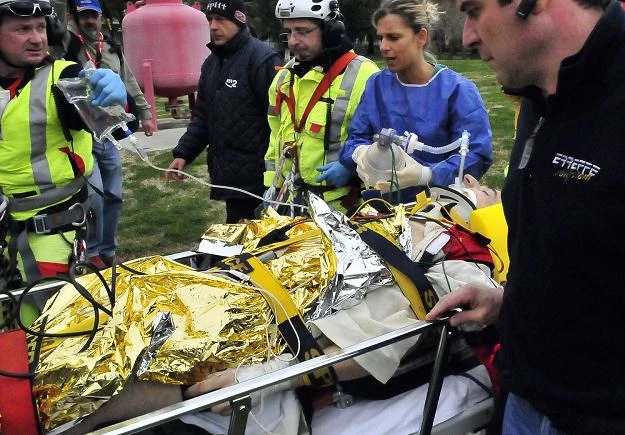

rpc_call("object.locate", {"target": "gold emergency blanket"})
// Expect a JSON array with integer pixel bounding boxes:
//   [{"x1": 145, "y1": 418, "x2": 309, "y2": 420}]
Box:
[{"x1": 32, "y1": 217, "x2": 335, "y2": 431}]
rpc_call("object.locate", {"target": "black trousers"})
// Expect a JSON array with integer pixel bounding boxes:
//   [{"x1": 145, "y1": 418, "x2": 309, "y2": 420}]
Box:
[
  {"x1": 225, "y1": 197, "x2": 262, "y2": 224},
  {"x1": 135, "y1": 419, "x2": 210, "y2": 435}
]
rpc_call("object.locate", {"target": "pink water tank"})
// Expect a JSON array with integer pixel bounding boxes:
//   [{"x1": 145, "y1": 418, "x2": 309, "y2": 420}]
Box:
[{"x1": 122, "y1": 0, "x2": 210, "y2": 98}]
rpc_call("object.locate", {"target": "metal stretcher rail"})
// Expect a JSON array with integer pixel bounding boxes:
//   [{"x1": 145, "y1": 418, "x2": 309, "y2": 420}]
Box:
[{"x1": 90, "y1": 320, "x2": 454, "y2": 435}]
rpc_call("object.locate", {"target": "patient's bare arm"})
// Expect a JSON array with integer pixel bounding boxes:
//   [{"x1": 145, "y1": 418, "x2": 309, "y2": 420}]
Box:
[
  {"x1": 65, "y1": 345, "x2": 370, "y2": 430},
  {"x1": 63, "y1": 381, "x2": 183, "y2": 434}
]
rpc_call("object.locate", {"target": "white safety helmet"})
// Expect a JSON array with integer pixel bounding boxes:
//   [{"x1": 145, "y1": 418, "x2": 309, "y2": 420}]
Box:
[{"x1": 275, "y1": 0, "x2": 341, "y2": 20}]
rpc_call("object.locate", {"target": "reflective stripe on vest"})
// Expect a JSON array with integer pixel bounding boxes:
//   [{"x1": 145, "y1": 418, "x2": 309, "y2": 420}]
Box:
[
  {"x1": 30, "y1": 64, "x2": 54, "y2": 192},
  {"x1": 326, "y1": 56, "x2": 368, "y2": 162},
  {"x1": 14, "y1": 229, "x2": 39, "y2": 283},
  {"x1": 265, "y1": 159, "x2": 276, "y2": 172},
  {"x1": 265, "y1": 68, "x2": 291, "y2": 172},
  {"x1": 9, "y1": 177, "x2": 86, "y2": 213},
  {"x1": 271, "y1": 68, "x2": 291, "y2": 117}
]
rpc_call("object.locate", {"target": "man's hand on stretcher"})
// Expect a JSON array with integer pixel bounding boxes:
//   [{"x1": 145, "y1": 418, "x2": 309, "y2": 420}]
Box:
[{"x1": 425, "y1": 284, "x2": 504, "y2": 327}]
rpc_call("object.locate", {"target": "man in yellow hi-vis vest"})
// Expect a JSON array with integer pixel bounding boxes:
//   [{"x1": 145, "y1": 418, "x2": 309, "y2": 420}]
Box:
[
  {"x1": 264, "y1": 0, "x2": 379, "y2": 212},
  {"x1": 0, "y1": 0, "x2": 128, "y2": 287}
]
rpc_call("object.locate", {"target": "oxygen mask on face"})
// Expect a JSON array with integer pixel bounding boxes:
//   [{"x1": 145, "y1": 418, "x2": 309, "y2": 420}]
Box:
[
  {"x1": 354, "y1": 128, "x2": 419, "y2": 190},
  {"x1": 359, "y1": 134, "x2": 407, "y2": 188},
  {"x1": 55, "y1": 62, "x2": 148, "y2": 161}
]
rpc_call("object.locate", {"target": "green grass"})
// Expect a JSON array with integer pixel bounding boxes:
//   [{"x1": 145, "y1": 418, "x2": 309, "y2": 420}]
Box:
[
  {"x1": 119, "y1": 59, "x2": 515, "y2": 259},
  {"x1": 440, "y1": 59, "x2": 516, "y2": 189},
  {"x1": 118, "y1": 150, "x2": 225, "y2": 259}
]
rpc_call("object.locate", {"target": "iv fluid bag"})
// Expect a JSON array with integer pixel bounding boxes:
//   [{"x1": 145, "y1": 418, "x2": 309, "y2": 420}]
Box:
[{"x1": 56, "y1": 71, "x2": 135, "y2": 143}]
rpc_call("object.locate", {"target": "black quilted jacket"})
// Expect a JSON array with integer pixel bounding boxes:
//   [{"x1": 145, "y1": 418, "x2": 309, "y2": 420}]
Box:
[{"x1": 173, "y1": 28, "x2": 282, "y2": 200}]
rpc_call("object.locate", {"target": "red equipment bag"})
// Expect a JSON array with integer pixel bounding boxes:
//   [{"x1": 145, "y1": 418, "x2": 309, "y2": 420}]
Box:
[{"x1": 0, "y1": 329, "x2": 39, "y2": 435}]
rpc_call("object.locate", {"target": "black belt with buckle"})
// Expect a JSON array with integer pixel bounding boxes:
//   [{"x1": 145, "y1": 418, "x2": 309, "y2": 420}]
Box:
[
  {"x1": 28, "y1": 202, "x2": 87, "y2": 234},
  {"x1": 10, "y1": 202, "x2": 88, "y2": 235}
]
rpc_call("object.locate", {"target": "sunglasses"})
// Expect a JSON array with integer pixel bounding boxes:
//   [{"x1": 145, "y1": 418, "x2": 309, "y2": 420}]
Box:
[{"x1": 1, "y1": 1, "x2": 53, "y2": 17}]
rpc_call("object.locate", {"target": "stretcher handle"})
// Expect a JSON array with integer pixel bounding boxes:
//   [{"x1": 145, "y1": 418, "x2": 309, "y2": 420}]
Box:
[
  {"x1": 228, "y1": 396, "x2": 252, "y2": 435},
  {"x1": 419, "y1": 322, "x2": 452, "y2": 435}
]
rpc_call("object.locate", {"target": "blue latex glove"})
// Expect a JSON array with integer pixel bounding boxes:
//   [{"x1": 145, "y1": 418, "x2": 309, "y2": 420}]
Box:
[
  {"x1": 82, "y1": 68, "x2": 127, "y2": 107},
  {"x1": 262, "y1": 187, "x2": 274, "y2": 208},
  {"x1": 316, "y1": 161, "x2": 352, "y2": 187}
]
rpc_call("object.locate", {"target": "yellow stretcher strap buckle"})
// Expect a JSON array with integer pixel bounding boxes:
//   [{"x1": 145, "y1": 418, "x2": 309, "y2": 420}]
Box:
[
  {"x1": 214, "y1": 253, "x2": 337, "y2": 388},
  {"x1": 350, "y1": 223, "x2": 438, "y2": 320}
]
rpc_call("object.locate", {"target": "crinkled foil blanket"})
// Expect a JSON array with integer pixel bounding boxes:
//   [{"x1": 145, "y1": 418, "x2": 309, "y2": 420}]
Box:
[{"x1": 32, "y1": 203, "x2": 409, "y2": 431}]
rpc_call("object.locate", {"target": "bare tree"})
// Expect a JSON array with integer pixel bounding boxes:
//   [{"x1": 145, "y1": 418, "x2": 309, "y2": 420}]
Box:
[{"x1": 431, "y1": 0, "x2": 467, "y2": 57}]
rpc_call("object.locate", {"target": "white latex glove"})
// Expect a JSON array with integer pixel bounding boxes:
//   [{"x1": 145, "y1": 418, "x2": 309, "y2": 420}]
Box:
[
  {"x1": 352, "y1": 144, "x2": 376, "y2": 188},
  {"x1": 353, "y1": 144, "x2": 432, "y2": 192},
  {"x1": 236, "y1": 354, "x2": 296, "y2": 406},
  {"x1": 377, "y1": 156, "x2": 432, "y2": 192},
  {"x1": 184, "y1": 354, "x2": 296, "y2": 415}
]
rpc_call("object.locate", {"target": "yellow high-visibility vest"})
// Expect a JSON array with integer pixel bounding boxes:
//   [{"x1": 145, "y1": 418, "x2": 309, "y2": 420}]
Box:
[
  {"x1": 0, "y1": 60, "x2": 93, "y2": 221},
  {"x1": 265, "y1": 53, "x2": 379, "y2": 204}
]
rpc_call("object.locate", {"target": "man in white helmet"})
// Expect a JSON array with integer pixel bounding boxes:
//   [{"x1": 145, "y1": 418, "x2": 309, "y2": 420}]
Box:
[
  {"x1": 264, "y1": 0, "x2": 379, "y2": 212},
  {"x1": 0, "y1": 0, "x2": 128, "y2": 287}
]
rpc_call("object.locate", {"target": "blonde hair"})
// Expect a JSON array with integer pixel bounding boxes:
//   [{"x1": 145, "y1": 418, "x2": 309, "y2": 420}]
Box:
[
  {"x1": 373, "y1": 0, "x2": 442, "y2": 62},
  {"x1": 373, "y1": 0, "x2": 441, "y2": 31}
]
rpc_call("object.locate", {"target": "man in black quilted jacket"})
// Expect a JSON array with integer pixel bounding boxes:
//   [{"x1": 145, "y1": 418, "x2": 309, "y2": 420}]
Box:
[{"x1": 166, "y1": 0, "x2": 282, "y2": 223}]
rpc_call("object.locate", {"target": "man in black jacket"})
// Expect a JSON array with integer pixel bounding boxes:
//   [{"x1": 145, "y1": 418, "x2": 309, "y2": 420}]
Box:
[
  {"x1": 166, "y1": 0, "x2": 282, "y2": 223},
  {"x1": 426, "y1": 0, "x2": 625, "y2": 433}
]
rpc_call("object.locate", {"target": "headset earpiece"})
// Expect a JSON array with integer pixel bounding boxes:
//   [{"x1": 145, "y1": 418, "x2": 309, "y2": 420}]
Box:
[
  {"x1": 516, "y1": 0, "x2": 538, "y2": 19},
  {"x1": 322, "y1": 0, "x2": 345, "y2": 47},
  {"x1": 322, "y1": 18, "x2": 345, "y2": 47},
  {"x1": 46, "y1": 12, "x2": 71, "y2": 59}
]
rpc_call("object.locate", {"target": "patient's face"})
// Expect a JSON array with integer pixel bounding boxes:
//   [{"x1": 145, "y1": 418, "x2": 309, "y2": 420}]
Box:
[{"x1": 463, "y1": 175, "x2": 501, "y2": 208}]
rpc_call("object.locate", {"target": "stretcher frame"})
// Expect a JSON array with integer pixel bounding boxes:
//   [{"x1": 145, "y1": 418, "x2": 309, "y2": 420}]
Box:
[
  {"x1": 89, "y1": 319, "x2": 459, "y2": 435},
  {"x1": 1, "y1": 251, "x2": 495, "y2": 435}
]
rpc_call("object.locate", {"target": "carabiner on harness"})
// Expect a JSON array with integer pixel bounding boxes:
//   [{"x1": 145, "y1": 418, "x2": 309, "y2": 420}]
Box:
[
  {"x1": 0, "y1": 193, "x2": 9, "y2": 257},
  {"x1": 72, "y1": 236, "x2": 88, "y2": 275}
]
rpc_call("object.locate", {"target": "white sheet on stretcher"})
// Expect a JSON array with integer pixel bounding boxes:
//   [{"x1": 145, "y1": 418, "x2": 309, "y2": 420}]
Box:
[
  {"x1": 312, "y1": 365, "x2": 492, "y2": 435},
  {"x1": 180, "y1": 365, "x2": 492, "y2": 435}
]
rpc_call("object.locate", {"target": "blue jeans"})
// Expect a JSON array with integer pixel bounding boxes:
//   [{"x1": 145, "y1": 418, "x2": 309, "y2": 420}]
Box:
[
  {"x1": 503, "y1": 393, "x2": 567, "y2": 435},
  {"x1": 87, "y1": 139, "x2": 123, "y2": 258}
]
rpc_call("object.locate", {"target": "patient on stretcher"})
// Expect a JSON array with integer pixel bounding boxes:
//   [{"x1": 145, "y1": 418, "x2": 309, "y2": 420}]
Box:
[{"x1": 47, "y1": 176, "x2": 503, "y2": 435}]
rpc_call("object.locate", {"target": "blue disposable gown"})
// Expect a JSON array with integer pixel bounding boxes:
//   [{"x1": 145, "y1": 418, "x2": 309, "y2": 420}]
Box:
[{"x1": 340, "y1": 66, "x2": 493, "y2": 186}]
